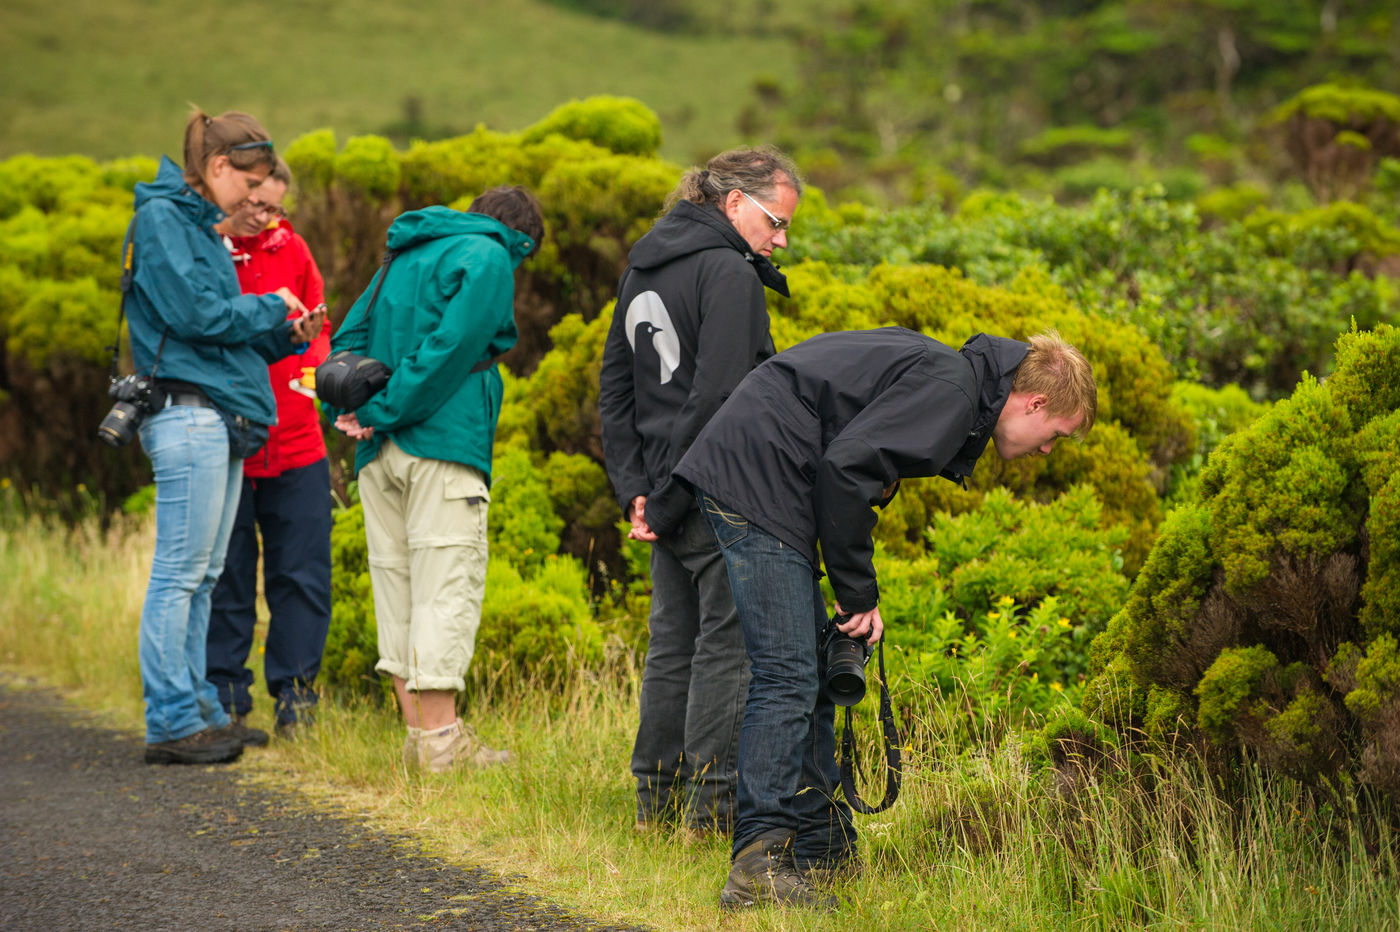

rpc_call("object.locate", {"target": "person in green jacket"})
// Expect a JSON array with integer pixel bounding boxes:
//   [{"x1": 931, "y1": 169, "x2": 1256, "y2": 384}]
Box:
[{"x1": 329, "y1": 186, "x2": 543, "y2": 772}]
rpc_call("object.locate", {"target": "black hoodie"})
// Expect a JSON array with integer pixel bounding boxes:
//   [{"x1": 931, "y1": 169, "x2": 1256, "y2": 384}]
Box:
[
  {"x1": 673, "y1": 328, "x2": 1030, "y2": 613},
  {"x1": 599, "y1": 199, "x2": 789, "y2": 536}
]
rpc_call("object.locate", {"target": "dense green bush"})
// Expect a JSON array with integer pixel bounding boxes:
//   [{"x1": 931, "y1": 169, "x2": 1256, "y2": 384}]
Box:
[
  {"x1": 1083, "y1": 323, "x2": 1400, "y2": 799},
  {"x1": 788, "y1": 186, "x2": 1400, "y2": 399},
  {"x1": 520, "y1": 96, "x2": 663, "y2": 157}
]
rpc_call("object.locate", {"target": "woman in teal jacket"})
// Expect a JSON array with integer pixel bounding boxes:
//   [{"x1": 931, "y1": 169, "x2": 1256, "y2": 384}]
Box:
[
  {"x1": 131, "y1": 109, "x2": 324, "y2": 766},
  {"x1": 329, "y1": 187, "x2": 542, "y2": 773}
]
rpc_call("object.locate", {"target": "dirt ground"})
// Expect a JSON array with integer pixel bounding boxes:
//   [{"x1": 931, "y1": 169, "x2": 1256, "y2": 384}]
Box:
[{"x1": 0, "y1": 676, "x2": 648, "y2": 932}]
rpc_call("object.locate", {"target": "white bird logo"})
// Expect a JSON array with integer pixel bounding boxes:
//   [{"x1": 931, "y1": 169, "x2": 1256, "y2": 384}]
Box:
[{"x1": 624, "y1": 291, "x2": 680, "y2": 385}]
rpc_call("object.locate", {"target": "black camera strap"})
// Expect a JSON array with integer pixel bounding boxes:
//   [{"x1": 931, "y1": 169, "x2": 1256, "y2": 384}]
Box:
[
  {"x1": 838, "y1": 639, "x2": 902, "y2": 814},
  {"x1": 343, "y1": 247, "x2": 500, "y2": 375},
  {"x1": 107, "y1": 217, "x2": 168, "y2": 383}
]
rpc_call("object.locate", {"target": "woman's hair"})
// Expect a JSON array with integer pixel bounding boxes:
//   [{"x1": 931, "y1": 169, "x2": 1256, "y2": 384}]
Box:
[
  {"x1": 468, "y1": 185, "x2": 545, "y2": 257},
  {"x1": 182, "y1": 108, "x2": 276, "y2": 190},
  {"x1": 268, "y1": 156, "x2": 292, "y2": 186},
  {"x1": 1011, "y1": 330, "x2": 1098, "y2": 438},
  {"x1": 665, "y1": 144, "x2": 802, "y2": 211}
]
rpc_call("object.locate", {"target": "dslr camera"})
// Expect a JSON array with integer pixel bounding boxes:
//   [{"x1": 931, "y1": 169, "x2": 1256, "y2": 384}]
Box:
[
  {"x1": 98, "y1": 373, "x2": 155, "y2": 448},
  {"x1": 819, "y1": 614, "x2": 874, "y2": 706}
]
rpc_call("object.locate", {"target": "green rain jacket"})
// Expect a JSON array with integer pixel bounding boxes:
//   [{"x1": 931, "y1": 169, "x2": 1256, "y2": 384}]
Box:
[{"x1": 328, "y1": 206, "x2": 535, "y2": 480}]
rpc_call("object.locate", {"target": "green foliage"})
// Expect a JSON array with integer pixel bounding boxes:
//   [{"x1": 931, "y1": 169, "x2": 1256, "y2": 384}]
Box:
[
  {"x1": 322, "y1": 501, "x2": 383, "y2": 697},
  {"x1": 521, "y1": 96, "x2": 663, "y2": 157},
  {"x1": 331, "y1": 135, "x2": 401, "y2": 199},
  {"x1": 790, "y1": 186, "x2": 1400, "y2": 400},
  {"x1": 488, "y1": 447, "x2": 564, "y2": 576},
  {"x1": 1083, "y1": 323, "x2": 1400, "y2": 801},
  {"x1": 477, "y1": 555, "x2": 604, "y2": 684},
  {"x1": 283, "y1": 128, "x2": 337, "y2": 192},
  {"x1": 883, "y1": 486, "x2": 1131, "y2": 736}
]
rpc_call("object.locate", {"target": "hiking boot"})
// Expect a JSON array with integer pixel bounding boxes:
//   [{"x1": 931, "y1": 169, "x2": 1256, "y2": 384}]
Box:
[
  {"x1": 415, "y1": 718, "x2": 514, "y2": 773},
  {"x1": 145, "y1": 727, "x2": 244, "y2": 765},
  {"x1": 218, "y1": 715, "x2": 269, "y2": 748},
  {"x1": 719, "y1": 830, "x2": 839, "y2": 911}
]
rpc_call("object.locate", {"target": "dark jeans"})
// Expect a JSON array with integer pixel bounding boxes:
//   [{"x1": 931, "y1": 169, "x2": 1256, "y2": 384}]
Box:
[
  {"x1": 631, "y1": 505, "x2": 749, "y2": 831},
  {"x1": 207, "y1": 459, "x2": 332, "y2": 726},
  {"x1": 698, "y1": 489, "x2": 856, "y2": 866}
]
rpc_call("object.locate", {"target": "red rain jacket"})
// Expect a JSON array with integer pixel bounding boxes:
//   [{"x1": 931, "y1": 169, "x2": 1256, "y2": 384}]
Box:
[{"x1": 226, "y1": 219, "x2": 330, "y2": 478}]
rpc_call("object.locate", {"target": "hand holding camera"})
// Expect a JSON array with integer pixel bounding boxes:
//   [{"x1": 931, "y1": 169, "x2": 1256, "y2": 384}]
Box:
[{"x1": 820, "y1": 611, "x2": 877, "y2": 706}]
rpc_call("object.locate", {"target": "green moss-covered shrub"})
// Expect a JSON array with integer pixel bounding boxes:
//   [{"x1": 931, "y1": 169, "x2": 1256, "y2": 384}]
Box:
[
  {"x1": 1083, "y1": 323, "x2": 1400, "y2": 799},
  {"x1": 520, "y1": 96, "x2": 663, "y2": 157}
]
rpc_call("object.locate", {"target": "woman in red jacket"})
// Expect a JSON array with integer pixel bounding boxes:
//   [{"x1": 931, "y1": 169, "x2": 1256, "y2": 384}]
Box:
[{"x1": 207, "y1": 157, "x2": 333, "y2": 742}]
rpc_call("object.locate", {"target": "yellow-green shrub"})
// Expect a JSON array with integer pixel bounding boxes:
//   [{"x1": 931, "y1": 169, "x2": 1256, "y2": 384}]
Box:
[{"x1": 1083, "y1": 323, "x2": 1400, "y2": 800}]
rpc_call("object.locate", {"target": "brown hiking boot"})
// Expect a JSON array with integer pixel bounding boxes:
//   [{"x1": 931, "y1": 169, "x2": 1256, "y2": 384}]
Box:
[
  {"x1": 144, "y1": 727, "x2": 244, "y2": 765},
  {"x1": 719, "y1": 830, "x2": 839, "y2": 911},
  {"x1": 415, "y1": 719, "x2": 513, "y2": 772},
  {"x1": 218, "y1": 715, "x2": 269, "y2": 748}
]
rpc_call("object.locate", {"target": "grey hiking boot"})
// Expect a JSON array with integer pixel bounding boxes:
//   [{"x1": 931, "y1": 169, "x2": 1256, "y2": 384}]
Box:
[
  {"x1": 719, "y1": 830, "x2": 839, "y2": 911},
  {"x1": 415, "y1": 718, "x2": 514, "y2": 772}
]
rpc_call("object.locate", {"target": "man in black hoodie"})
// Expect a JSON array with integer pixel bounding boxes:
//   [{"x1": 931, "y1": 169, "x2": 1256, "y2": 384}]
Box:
[
  {"x1": 674, "y1": 328, "x2": 1097, "y2": 909},
  {"x1": 599, "y1": 146, "x2": 802, "y2": 838}
]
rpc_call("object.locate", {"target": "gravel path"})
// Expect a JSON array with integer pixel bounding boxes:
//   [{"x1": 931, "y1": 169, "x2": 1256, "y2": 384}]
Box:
[{"x1": 0, "y1": 677, "x2": 648, "y2": 932}]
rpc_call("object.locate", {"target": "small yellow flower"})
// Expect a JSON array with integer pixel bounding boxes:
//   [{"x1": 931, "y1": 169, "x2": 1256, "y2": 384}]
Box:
[
  {"x1": 76, "y1": 483, "x2": 87, "y2": 493},
  {"x1": 987, "y1": 611, "x2": 1001, "y2": 621},
  {"x1": 1031, "y1": 672, "x2": 1039, "y2": 682},
  {"x1": 1050, "y1": 682, "x2": 1064, "y2": 692},
  {"x1": 0, "y1": 478, "x2": 9, "y2": 489},
  {"x1": 1007, "y1": 630, "x2": 1017, "y2": 639},
  {"x1": 1058, "y1": 617, "x2": 1072, "y2": 628},
  {"x1": 997, "y1": 595, "x2": 1014, "y2": 608}
]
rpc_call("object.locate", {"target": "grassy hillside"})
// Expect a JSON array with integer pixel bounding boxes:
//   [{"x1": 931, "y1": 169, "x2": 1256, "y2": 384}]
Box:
[{"x1": 0, "y1": 0, "x2": 794, "y2": 164}]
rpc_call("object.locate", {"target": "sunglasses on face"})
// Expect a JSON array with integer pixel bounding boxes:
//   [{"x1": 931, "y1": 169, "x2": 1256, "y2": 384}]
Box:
[{"x1": 740, "y1": 190, "x2": 790, "y2": 233}]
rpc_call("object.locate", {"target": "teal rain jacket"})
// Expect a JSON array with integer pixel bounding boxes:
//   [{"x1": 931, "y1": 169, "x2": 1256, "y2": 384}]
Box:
[
  {"x1": 328, "y1": 206, "x2": 535, "y2": 481},
  {"x1": 128, "y1": 156, "x2": 297, "y2": 424}
]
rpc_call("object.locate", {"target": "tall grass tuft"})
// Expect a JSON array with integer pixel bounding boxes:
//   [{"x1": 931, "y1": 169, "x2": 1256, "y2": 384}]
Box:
[{"x1": 2, "y1": 507, "x2": 1397, "y2": 931}]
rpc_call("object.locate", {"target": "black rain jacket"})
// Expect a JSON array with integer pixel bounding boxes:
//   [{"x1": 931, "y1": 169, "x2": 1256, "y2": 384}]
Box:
[
  {"x1": 673, "y1": 328, "x2": 1030, "y2": 612},
  {"x1": 598, "y1": 199, "x2": 788, "y2": 537}
]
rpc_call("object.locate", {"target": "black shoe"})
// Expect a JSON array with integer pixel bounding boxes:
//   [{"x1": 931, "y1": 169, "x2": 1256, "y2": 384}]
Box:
[
  {"x1": 219, "y1": 715, "x2": 269, "y2": 748},
  {"x1": 719, "y1": 830, "x2": 839, "y2": 911},
  {"x1": 145, "y1": 727, "x2": 244, "y2": 765}
]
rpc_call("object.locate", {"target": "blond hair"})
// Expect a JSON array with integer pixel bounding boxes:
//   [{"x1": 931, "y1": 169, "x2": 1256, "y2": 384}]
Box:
[{"x1": 1011, "y1": 331, "x2": 1097, "y2": 438}]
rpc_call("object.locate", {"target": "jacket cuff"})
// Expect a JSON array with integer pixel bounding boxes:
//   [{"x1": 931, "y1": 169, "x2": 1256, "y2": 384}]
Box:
[{"x1": 834, "y1": 580, "x2": 880, "y2": 614}]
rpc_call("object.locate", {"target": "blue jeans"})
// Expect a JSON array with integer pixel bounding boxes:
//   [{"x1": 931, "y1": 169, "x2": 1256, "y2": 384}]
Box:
[
  {"x1": 631, "y1": 505, "x2": 749, "y2": 831},
  {"x1": 208, "y1": 458, "x2": 332, "y2": 726},
  {"x1": 698, "y1": 490, "x2": 855, "y2": 865},
  {"x1": 137, "y1": 405, "x2": 241, "y2": 744}
]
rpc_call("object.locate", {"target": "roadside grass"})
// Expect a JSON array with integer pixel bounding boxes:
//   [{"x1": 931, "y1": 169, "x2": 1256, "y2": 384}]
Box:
[
  {"x1": 0, "y1": 0, "x2": 796, "y2": 165},
  {"x1": 3, "y1": 507, "x2": 1398, "y2": 931}
]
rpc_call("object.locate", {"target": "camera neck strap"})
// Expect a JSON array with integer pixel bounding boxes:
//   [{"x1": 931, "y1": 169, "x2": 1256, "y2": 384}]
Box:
[
  {"x1": 107, "y1": 216, "x2": 168, "y2": 382},
  {"x1": 347, "y1": 246, "x2": 503, "y2": 376},
  {"x1": 838, "y1": 639, "x2": 902, "y2": 815}
]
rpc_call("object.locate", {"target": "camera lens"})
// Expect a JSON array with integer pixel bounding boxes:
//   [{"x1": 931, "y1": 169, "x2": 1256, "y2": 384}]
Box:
[
  {"x1": 98, "y1": 401, "x2": 140, "y2": 448},
  {"x1": 823, "y1": 635, "x2": 868, "y2": 706}
]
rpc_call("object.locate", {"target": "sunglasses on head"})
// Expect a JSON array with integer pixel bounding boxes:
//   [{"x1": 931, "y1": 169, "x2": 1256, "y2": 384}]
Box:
[{"x1": 228, "y1": 139, "x2": 274, "y2": 152}]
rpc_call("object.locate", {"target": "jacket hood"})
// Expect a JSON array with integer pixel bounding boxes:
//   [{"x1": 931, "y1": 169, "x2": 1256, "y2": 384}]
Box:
[
  {"x1": 134, "y1": 155, "x2": 224, "y2": 229},
  {"x1": 627, "y1": 200, "x2": 789, "y2": 297},
  {"x1": 386, "y1": 205, "x2": 535, "y2": 262},
  {"x1": 944, "y1": 333, "x2": 1031, "y2": 476}
]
